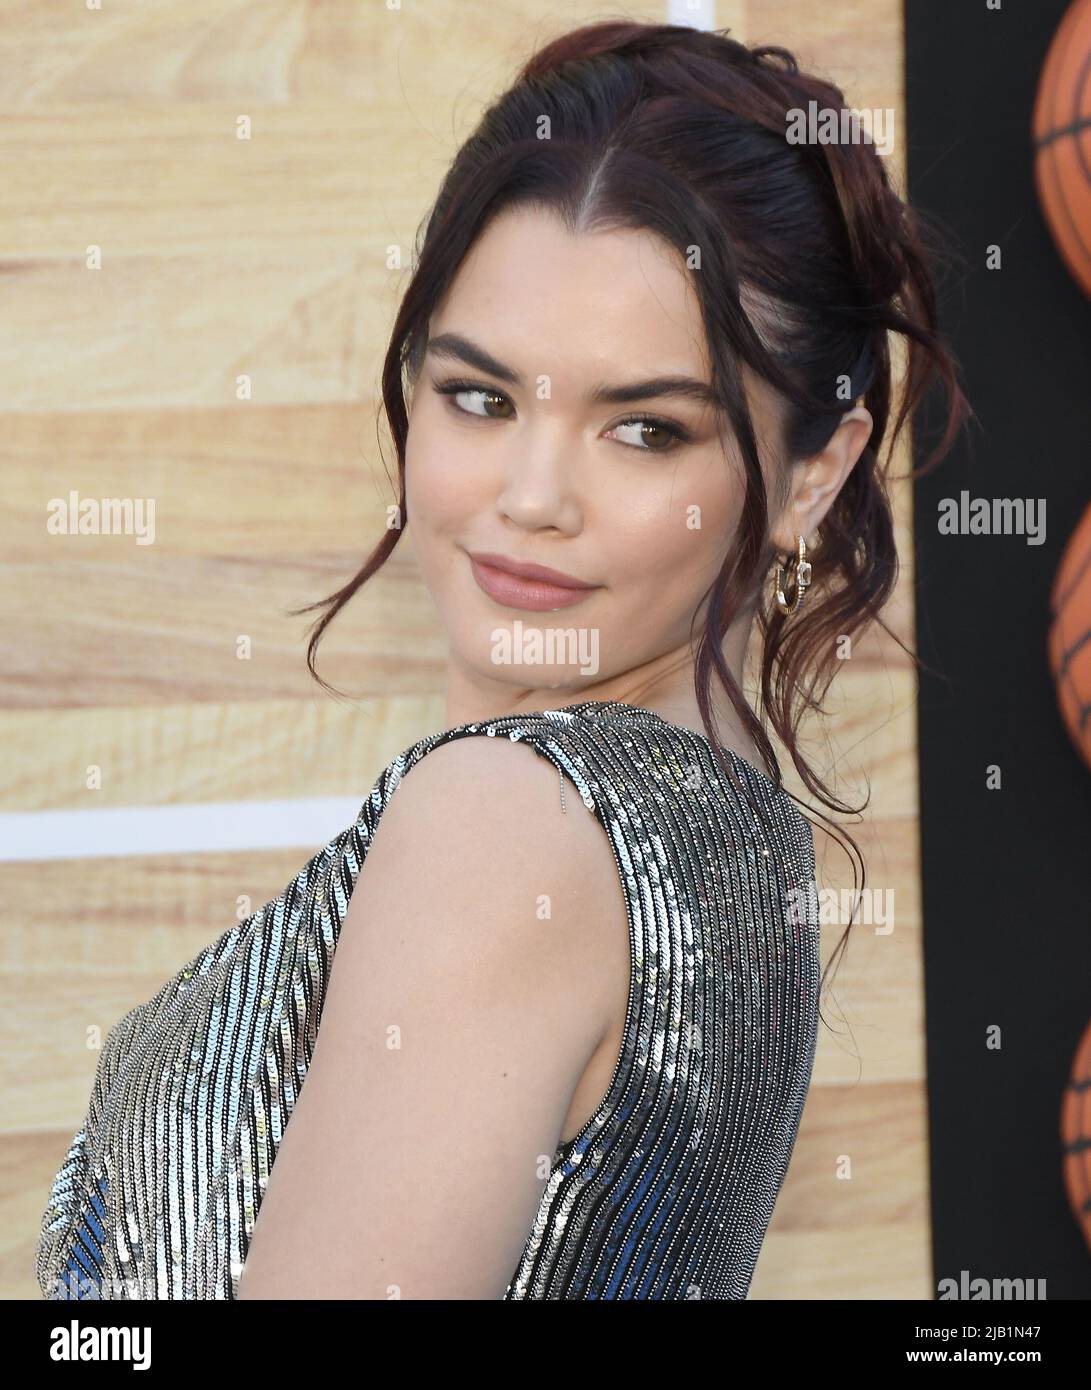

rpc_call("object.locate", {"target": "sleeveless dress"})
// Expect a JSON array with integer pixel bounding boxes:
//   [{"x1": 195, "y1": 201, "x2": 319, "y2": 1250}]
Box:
[{"x1": 35, "y1": 699, "x2": 821, "y2": 1301}]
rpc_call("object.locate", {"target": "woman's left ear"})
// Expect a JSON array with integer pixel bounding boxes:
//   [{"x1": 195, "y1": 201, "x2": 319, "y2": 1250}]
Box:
[{"x1": 770, "y1": 406, "x2": 873, "y2": 553}]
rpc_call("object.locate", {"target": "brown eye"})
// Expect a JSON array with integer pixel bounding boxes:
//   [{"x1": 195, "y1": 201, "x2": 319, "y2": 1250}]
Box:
[
  {"x1": 474, "y1": 390, "x2": 513, "y2": 419},
  {"x1": 433, "y1": 381, "x2": 514, "y2": 419},
  {"x1": 637, "y1": 422, "x2": 671, "y2": 450},
  {"x1": 608, "y1": 416, "x2": 691, "y2": 453}
]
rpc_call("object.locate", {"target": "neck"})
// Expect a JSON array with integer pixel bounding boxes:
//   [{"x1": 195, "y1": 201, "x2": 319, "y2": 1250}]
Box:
[{"x1": 443, "y1": 624, "x2": 762, "y2": 765}]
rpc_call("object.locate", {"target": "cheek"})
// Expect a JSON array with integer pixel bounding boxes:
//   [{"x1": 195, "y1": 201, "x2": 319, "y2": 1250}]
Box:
[
  {"x1": 606, "y1": 472, "x2": 741, "y2": 600},
  {"x1": 404, "y1": 412, "x2": 480, "y2": 536}
]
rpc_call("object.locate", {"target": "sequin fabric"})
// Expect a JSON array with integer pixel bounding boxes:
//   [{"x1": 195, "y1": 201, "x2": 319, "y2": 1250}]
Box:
[{"x1": 36, "y1": 699, "x2": 821, "y2": 1300}]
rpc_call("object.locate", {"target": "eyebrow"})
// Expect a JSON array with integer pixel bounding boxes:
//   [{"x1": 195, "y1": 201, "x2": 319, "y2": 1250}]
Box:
[{"x1": 424, "y1": 331, "x2": 722, "y2": 410}]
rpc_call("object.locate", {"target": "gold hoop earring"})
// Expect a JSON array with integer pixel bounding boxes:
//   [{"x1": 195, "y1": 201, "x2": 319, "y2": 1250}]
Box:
[{"x1": 774, "y1": 535, "x2": 812, "y2": 617}]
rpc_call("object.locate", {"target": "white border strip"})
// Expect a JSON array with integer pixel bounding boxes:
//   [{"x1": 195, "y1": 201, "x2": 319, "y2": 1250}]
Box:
[
  {"x1": 0, "y1": 798, "x2": 365, "y2": 862},
  {"x1": 667, "y1": 0, "x2": 716, "y2": 28}
]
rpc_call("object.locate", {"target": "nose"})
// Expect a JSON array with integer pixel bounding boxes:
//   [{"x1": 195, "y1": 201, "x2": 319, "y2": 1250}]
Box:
[{"x1": 494, "y1": 425, "x2": 583, "y2": 535}]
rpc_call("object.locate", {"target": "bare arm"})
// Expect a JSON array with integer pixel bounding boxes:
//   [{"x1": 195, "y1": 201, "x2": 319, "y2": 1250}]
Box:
[{"x1": 236, "y1": 733, "x2": 628, "y2": 1299}]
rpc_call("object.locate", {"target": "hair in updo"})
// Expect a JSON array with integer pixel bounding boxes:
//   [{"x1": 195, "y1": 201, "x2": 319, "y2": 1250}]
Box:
[{"x1": 291, "y1": 21, "x2": 970, "y2": 1012}]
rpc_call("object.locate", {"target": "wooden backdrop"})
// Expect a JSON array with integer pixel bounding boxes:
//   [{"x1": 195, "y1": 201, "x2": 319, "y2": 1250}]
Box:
[{"x1": 1, "y1": 0, "x2": 925, "y2": 1299}]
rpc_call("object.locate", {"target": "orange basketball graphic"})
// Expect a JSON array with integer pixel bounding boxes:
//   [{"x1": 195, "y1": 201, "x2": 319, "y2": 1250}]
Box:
[
  {"x1": 1049, "y1": 500, "x2": 1091, "y2": 774},
  {"x1": 1062, "y1": 1018, "x2": 1091, "y2": 1254},
  {"x1": 1033, "y1": 0, "x2": 1091, "y2": 296}
]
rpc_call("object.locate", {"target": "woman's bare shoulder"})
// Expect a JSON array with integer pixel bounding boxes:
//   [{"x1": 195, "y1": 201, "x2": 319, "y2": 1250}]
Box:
[
  {"x1": 357, "y1": 726, "x2": 631, "y2": 1043},
  {"x1": 382, "y1": 727, "x2": 611, "y2": 867}
]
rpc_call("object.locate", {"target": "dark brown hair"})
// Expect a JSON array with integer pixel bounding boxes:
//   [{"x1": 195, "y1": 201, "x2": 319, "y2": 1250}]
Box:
[{"x1": 289, "y1": 21, "x2": 970, "y2": 1027}]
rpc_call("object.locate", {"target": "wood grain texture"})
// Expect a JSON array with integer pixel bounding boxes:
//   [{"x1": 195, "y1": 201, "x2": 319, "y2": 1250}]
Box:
[{"x1": 3, "y1": 0, "x2": 924, "y2": 1300}]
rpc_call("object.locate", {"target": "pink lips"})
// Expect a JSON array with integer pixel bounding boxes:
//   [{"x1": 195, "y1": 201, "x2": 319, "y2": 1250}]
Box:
[{"x1": 467, "y1": 550, "x2": 600, "y2": 612}]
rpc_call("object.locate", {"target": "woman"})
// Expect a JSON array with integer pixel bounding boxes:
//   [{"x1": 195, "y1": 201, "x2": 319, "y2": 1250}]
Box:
[{"x1": 35, "y1": 20, "x2": 966, "y2": 1300}]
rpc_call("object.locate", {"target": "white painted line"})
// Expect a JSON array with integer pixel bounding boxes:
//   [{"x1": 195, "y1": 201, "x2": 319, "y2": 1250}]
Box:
[{"x1": 0, "y1": 798, "x2": 366, "y2": 862}]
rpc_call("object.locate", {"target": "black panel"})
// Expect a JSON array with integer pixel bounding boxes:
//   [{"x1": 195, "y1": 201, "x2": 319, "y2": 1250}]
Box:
[{"x1": 906, "y1": 0, "x2": 1091, "y2": 1299}]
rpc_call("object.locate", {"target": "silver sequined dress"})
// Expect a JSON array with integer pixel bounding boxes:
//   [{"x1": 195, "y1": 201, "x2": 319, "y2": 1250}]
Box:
[{"x1": 35, "y1": 699, "x2": 821, "y2": 1300}]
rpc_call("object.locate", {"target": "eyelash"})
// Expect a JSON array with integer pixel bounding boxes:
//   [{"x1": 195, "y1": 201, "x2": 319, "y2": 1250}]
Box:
[{"x1": 431, "y1": 377, "x2": 693, "y2": 454}]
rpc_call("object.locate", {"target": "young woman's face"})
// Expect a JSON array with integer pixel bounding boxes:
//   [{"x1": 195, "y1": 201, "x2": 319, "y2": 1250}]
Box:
[{"x1": 403, "y1": 204, "x2": 784, "y2": 701}]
